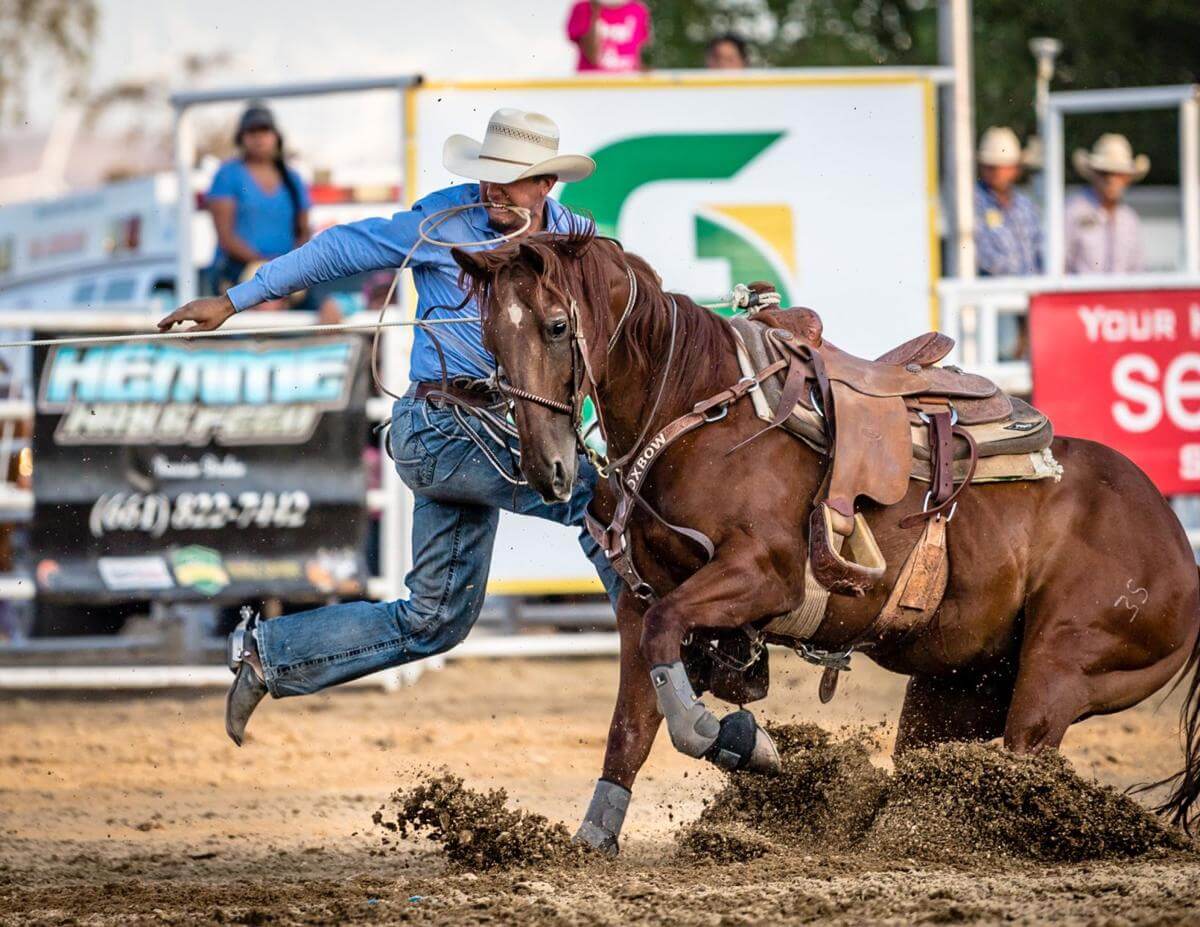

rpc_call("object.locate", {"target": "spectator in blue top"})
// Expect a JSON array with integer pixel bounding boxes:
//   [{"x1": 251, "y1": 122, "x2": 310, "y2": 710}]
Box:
[
  {"x1": 206, "y1": 102, "x2": 311, "y2": 296},
  {"x1": 974, "y1": 126, "x2": 1042, "y2": 277}
]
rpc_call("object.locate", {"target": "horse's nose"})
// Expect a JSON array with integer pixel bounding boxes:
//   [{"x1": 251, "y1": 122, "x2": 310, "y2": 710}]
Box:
[{"x1": 551, "y1": 459, "x2": 569, "y2": 499}]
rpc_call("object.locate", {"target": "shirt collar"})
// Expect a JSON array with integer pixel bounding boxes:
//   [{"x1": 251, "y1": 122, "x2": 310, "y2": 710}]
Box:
[{"x1": 977, "y1": 180, "x2": 1015, "y2": 210}]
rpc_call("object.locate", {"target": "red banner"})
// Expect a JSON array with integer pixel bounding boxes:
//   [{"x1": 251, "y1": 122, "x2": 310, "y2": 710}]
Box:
[{"x1": 1030, "y1": 289, "x2": 1200, "y2": 495}]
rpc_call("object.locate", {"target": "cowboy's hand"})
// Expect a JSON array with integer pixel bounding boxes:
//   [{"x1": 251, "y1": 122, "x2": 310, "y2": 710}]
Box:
[{"x1": 158, "y1": 295, "x2": 236, "y2": 332}]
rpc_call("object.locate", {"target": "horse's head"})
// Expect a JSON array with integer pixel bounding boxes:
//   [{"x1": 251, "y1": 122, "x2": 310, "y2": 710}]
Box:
[{"x1": 454, "y1": 235, "x2": 595, "y2": 503}]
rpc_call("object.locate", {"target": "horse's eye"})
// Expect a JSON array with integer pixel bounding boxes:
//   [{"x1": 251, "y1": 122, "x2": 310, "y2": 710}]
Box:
[{"x1": 547, "y1": 318, "x2": 569, "y2": 340}]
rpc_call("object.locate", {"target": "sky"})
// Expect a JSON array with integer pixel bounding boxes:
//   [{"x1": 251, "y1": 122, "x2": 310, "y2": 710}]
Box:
[{"x1": 22, "y1": 0, "x2": 583, "y2": 177}]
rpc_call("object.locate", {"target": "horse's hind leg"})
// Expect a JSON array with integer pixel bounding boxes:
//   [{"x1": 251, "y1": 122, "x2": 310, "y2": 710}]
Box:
[
  {"x1": 1003, "y1": 577, "x2": 1197, "y2": 754},
  {"x1": 1003, "y1": 653, "x2": 1092, "y2": 753},
  {"x1": 894, "y1": 668, "x2": 1014, "y2": 755}
]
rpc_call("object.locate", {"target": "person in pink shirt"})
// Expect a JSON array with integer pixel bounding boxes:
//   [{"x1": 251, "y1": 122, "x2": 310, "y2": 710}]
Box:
[{"x1": 566, "y1": 0, "x2": 651, "y2": 73}]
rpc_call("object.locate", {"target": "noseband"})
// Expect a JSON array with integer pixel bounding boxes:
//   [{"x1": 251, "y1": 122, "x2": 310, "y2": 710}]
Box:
[{"x1": 496, "y1": 381, "x2": 574, "y2": 416}]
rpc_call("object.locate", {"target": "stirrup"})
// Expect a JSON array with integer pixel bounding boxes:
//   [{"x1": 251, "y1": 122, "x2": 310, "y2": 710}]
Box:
[
  {"x1": 808, "y1": 503, "x2": 886, "y2": 597},
  {"x1": 227, "y1": 605, "x2": 260, "y2": 674}
]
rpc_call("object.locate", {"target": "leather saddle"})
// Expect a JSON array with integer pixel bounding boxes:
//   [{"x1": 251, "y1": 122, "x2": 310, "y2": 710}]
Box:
[{"x1": 730, "y1": 307, "x2": 1054, "y2": 598}]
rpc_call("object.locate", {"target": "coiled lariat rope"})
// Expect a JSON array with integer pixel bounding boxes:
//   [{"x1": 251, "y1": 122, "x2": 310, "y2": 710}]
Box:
[{"x1": 367, "y1": 201, "x2": 533, "y2": 401}]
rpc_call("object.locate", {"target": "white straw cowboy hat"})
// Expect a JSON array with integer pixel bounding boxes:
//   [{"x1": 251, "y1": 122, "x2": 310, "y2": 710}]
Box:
[
  {"x1": 977, "y1": 126, "x2": 1023, "y2": 167},
  {"x1": 443, "y1": 108, "x2": 596, "y2": 185},
  {"x1": 1073, "y1": 133, "x2": 1150, "y2": 182}
]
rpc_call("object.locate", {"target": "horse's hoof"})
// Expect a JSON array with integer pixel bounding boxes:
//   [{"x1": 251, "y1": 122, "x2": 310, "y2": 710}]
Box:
[
  {"x1": 573, "y1": 823, "x2": 620, "y2": 856},
  {"x1": 705, "y1": 710, "x2": 782, "y2": 774},
  {"x1": 574, "y1": 779, "x2": 629, "y2": 856},
  {"x1": 744, "y1": 724, "x2": 781, "y2": 774}
]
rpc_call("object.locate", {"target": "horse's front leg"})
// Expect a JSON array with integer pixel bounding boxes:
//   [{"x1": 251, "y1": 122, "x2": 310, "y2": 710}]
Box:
[
  {"x1": 642, "y1": 541, "x2": 792, "y2": 775},
  {"x1": 575, "y1": 591, "x2": 658, "y2": 855}
]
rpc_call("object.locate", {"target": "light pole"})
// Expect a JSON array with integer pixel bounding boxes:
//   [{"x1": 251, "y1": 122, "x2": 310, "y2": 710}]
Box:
[{"x1": 1029, "y1": 37, "x2": 1062, "y2": 155}]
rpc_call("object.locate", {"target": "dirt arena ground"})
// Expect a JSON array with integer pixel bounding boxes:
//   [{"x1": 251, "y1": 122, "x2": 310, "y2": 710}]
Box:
[{"x1": 2, "y1": 649, "x2": 1199, "y2": 925}]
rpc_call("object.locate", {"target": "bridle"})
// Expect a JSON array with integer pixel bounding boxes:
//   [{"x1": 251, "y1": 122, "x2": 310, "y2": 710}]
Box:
[{"x1": 494, "y1": 263, "x2": 651, "y2": 472}]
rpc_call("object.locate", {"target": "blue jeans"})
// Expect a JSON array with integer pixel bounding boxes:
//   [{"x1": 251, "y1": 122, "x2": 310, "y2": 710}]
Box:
[{"x1": 255, "y1": 393, "x2": 622, "y2": 697}]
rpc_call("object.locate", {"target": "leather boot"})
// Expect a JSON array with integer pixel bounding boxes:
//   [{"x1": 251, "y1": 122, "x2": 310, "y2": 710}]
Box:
[{"x1": 225, "y1": 608, "x2": 267, "y2": 747}]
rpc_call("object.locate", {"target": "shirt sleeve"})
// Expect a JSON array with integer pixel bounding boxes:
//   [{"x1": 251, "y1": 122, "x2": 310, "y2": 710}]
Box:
[
  {"x1": 566, "y1": 1, "x2": 590, "y2": 41},
  {"x1": 226, "y1": 206, "x2": 428, "y2": 311},
  {"x1": 207, "y1": 162, "x2": 238, "y2": 201}
]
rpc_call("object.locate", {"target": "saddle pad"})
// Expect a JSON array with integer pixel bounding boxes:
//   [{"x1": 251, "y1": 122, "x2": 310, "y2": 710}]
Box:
[{"x1": 911, "y1": 447, "x2": 1064, "y2": 485}]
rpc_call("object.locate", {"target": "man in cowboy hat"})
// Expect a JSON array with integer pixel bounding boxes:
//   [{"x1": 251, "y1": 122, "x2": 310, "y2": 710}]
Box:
[
  {"x1": 158, "y1": 109, "x2": 621, "y2": 753},
  {"x1": 1065, "y1": 133, "x2": 1149, "y2": 274},
  {"x1": 974, "y1": 126, "x2": 1042, "y2": 276}
]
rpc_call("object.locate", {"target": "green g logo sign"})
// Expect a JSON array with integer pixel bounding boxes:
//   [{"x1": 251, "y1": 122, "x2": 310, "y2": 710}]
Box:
[{"x1": 561, "y1": 132, "x2": 793, "y2": 308}]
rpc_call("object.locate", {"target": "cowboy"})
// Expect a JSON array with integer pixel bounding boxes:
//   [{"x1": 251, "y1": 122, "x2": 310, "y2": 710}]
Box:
[
  {"x1": 974, "y1": 126, "x2": 1042, "y2": 277},
  {"x1": 1065, "y1": 133, "x2": 1148, "y2": 274},
  {"x1": 158, "y1": 108, "x2": 622, "y2": 747}
]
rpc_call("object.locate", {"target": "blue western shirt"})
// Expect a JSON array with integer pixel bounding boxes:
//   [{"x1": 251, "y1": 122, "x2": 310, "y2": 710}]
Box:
[
  {"x1": 227, "y1": 184, "x2": 590, "y2": 382},
  {"x1": 207, "y1": 159, "x2": 311, "y2": 263},
  {"x1": 973, "y1": 181, "x2": 1042, "y2": 276}
]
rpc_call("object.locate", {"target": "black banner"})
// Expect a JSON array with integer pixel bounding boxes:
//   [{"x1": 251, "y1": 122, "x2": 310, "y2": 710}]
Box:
[{"x1": 31, "y1": 332, "x2": 370, "y2": 603}]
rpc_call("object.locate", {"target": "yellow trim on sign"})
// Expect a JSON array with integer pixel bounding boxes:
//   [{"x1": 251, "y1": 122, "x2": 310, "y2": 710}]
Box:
[
  {"x1": 403, "y1": 88, "x2": 421, "y2": 314},
  {"x1": 923, "y1": 79, "x2": 942, "y2": 332},
  {"x1": 404, "y1": 87, "x2": 419, "y2": 207},
  {"x1": 419, "y1": 73, "x2": 930, "y2": 93},
  {"x1": 486, "y1": 577, "x2": 606, "y2": 595}
]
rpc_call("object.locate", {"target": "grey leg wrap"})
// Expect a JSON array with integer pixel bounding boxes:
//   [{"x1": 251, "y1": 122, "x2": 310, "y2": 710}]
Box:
[
  {"x1": 573, "y1": 779, "x2": 631, "y2": 856},
  {"x1": 651, "y1": 661, "x2": 720, "y2": 757}
]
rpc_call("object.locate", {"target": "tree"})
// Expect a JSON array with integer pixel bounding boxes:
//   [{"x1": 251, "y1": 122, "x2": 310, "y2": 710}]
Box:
[
  {"x1": 0, "y1": 0, "x2": 98, "y2": 124},
  {"x1": 645, "y1": 0, "x2": 1200, "y2": 182}
]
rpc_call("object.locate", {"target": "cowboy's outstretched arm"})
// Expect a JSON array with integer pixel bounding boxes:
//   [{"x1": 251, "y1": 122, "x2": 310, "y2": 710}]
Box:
[{"x1": 158, "y1": 208, "x2": 426, "y2": 331}]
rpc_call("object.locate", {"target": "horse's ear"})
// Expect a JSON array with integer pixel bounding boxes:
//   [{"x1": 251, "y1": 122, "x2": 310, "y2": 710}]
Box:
[
  {"x1": 517, "y1": 242, "x2": 546, "y2": 276},
  {"x1": 452, "y1": 247, "x2": 491, "y2": 283}
]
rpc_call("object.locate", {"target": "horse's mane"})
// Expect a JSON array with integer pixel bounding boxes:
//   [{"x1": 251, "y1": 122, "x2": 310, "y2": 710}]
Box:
[{"x1": 461, "y1": 224, "x2": 736, "y2": 418}]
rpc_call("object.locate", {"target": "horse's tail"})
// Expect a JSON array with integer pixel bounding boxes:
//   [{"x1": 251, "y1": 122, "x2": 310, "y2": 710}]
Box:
[{"x1": 1146, "y1": 566, "x2": 1200, "y2": 833}]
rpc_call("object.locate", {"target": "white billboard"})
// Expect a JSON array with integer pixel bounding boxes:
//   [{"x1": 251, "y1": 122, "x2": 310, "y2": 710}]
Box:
[{"x1": 407, "y1": 74, "x2": 940, "y2": 595}]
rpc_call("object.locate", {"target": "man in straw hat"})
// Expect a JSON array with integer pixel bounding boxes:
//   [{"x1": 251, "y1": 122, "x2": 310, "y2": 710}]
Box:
[
  {"x1": 1065, "y1": 133, "x2": 1149, "y2": 274},
  {"x1": 158, "y1": 110, "x2": 623, "y2": 774},
  {"x1": 974, "y1": 126, "x2": 1042, "y2": 276}
]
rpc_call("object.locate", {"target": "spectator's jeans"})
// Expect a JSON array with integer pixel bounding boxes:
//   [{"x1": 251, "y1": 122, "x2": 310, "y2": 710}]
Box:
[{"x1": 255, "y1": 394, "x2": 622, "y2": 698}]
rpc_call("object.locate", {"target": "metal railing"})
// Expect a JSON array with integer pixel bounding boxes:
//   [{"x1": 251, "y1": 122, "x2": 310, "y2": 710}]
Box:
[
  {"x1": 938, "y1": 271, "x2": 1200, "y2": 391},
  {"x1": 1043, "y1": 84, "x2": 1200, "y2": 276}
]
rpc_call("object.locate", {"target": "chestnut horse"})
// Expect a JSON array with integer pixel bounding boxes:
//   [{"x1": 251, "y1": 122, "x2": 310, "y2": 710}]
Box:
[{"x1": 454, "y1": 230, "x2": 1200, "y2": 854}]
